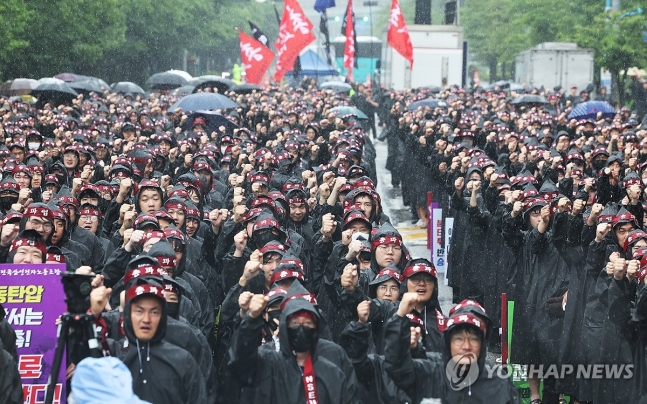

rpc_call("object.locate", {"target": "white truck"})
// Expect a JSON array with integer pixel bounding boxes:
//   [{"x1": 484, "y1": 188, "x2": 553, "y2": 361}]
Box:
[
  {"x1": 515, "y1": 42, "x2": 594, "y2": 90},
  {"x1": 381, "y1": 24, "x2": 464, "y2": 90}
]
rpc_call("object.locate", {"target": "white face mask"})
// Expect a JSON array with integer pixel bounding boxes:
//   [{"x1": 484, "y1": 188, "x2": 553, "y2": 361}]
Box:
[
  {"x1": 28, "y1": 142, "x2": 40, "y2": 150},
  {"x1": 352, "y1": 232, "x2": 370, "y2": 242},
  {"x1": 642, "y1": 178, "x2": 647, "y2": 186}
]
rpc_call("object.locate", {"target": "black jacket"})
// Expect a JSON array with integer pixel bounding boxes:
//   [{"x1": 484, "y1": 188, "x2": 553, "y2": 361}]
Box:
[
  {"x1": 116, "y1": 294, "x2": 207, "y2": 404},
  {"x1": 229, "y1": 299, "x2": 358, "y2": 404},
  {"x1": 383, "y1": 313, "x2": 520, "y2": 404}
]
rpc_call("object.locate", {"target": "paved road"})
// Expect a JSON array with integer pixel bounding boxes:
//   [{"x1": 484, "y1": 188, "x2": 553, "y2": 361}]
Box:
[{"x1": 372, "y1": 139, "x2": 454, "y2": 314}]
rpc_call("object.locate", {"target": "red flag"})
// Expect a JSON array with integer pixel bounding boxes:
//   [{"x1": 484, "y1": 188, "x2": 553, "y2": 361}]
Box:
[
  {"x1": 239, "y1": 31, "x2": 275, "y2": 85},
  {"x1": 387, "y1": 0, "x2": 413, "y2": 68},
  {"x1": 273, "y1": 0, "x2": 316, "y2": 81},
  {"x1": 343, "y1": 0, "x2": 356, "y2": 80}
]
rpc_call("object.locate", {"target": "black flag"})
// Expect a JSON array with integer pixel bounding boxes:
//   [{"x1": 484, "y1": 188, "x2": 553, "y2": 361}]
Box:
[
  {"x1": 248, "y1": 21, "x2": 270, "y2": 48},
  {"x1": 320, "y1": 12, "x2": 333, "y2": 66},
  {"x1": 341, "y1": 0, "x2": 358, "y2": 68}
]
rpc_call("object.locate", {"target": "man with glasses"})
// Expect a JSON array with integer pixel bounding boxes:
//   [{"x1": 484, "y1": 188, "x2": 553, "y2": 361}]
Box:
[
  {"x1": 383, "y1": 298, "x2": 520, "y2": 403},
  {"x1": 23, "y1": 204, "x2": 54, "y2": 241}
]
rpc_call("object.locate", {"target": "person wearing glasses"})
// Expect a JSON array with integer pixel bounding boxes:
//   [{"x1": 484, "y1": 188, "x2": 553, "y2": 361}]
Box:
[
  {"x1": 341, "y1": 258, "x2": 446, "y2": 355},
  {"x1": 383, "y1": 298, "x2": 520, "y2": 404}
]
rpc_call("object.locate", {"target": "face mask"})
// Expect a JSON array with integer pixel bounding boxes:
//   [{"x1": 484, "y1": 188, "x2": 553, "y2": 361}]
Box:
[
  {"x1": 287, "y1": 325, "x2": 317, "y2": 353},
  {"x1": 252, "y1": 230, "x2": 279, "y2": 250},
  {"x1": 266, "y1": 310, "x2": 281, "y2": 333},
  {"x1": 0, "y1": 195, "x2": 18, "y2": 210},
  {"x1": 166, "y1": 302, "x2": 179, "y2": 319},
  {"x1": 352, "y1": 232, "x2": 370, "y2": 242},
  {"x1": 643, "y1": 178, "x2": 647, "y2": 186},
  {"x1": 592, "y1": 160, "x2": 606, "y2": 170},
  {"x1": 28, "y1": 142, "x2": 40, "y2": 150}
]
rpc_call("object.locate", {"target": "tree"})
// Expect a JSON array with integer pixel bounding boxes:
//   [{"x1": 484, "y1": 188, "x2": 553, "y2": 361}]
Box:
[
  {"x1": 3, "y1": 0, "x2": 126, "y2": 79},
  {"x1": 461, "y1": 0, "x2": 528, "y2": 81},
  {"x1": 0, "y1": 0, "x2": 31, "y2": 78},
  {"x1": 575, "y1": 10, "x2": 647, "y2": 105}
]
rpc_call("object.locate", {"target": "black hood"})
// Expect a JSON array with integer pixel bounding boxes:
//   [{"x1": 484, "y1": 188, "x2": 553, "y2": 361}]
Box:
[
  {"x1": 370, "y1": 222, "x2": 409, "y2": 272},
  {"x1": 123, "y1": 279, "x2": 168, "y2": 346},
  {"x1": 278, "y1": 280, "x2": 321, "y2": 358}
]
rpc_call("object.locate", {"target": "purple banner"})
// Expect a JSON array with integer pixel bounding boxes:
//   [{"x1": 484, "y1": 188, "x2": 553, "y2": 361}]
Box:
[{"x1": 0, "y1": 264, "x2": 67, "y2": 404}]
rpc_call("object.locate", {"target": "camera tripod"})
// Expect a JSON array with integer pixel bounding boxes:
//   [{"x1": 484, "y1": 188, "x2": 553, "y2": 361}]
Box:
[{"x1": 45, "y1": 312, "x2": 103, "y2": 404}]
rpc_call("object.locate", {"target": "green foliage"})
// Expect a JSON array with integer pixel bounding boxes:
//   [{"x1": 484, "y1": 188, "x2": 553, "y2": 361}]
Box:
[
  {"x1": 0, "y1": 0, "x2": 278, "y2": 84},
  {"x1": 460, "y1": 0, "x2": 647, "y2": 85},
  {"x1": 0, "y1": 0, "x2": 31, "y2": 75}
]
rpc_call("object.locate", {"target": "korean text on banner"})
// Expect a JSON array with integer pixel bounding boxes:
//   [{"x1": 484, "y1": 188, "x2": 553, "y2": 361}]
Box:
[
  {"x1": 0, "y1": 264, "x2": 67, "y2": 404},
  {"x1": 432, "y1": 207, "x2": 445, "y2": 273}
]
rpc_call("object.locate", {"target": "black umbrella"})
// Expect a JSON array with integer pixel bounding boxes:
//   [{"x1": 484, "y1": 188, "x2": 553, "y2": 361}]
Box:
[
  {"x1": 191, "y1": 76, "x2": 235, "y2": 93},
  {"x1": 172, "y1": 85, "x2": 197, "y2": 97},
  {"x1": 32, "y1": 82, "x2": 78, "y2": 105},
  {"x1": 182, "y1": 110, "x2": 240, "y2": 134},
  {"x1": 420, "y1": 85, "x2": 443, "y2": 92},
  {"x1": 406, "y1": 98, "x2": 449, "y2": 111},
  {"x1": 509, "y1": 95, "x2": 548, "y2": 105},
  {"x1": 70, "y1": 80, "x2": 104, "y2": 95},
  {"x1": 169, "y1": 93, "x2": 238, "y2": 112},
  {"x1": 319, "y1": 81, "x2": 352, "y2": 93},
  {"x1": 112, "y1": 81, "x2": 145, "y2": 95},
  {"x1": 147, "y1": 72, "x2": 188, "y2": 90},
  {"x1": 231, "y1": 83, "x2": 262, "y2": 94}
]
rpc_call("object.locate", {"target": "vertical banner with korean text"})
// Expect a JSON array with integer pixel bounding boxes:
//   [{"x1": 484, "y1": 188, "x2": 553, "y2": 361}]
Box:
[
  {"x1": 444, "y1": 218, "x2": 454, "y2": 286},
  {"x1": 0, "y1": 264, "x2": 67, "y2": 404},
  {"x1": 432, "y1": 207, "x2": 445, "y2": 274}
]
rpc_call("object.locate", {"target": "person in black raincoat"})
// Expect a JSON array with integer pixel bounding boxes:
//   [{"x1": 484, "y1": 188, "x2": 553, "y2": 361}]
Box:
[
  {"x1": 338, "y1": 289, "x2": 413, "y2": 404},
  {"x1": 383, "y1": 296, "x2": 520, "y2": 404},
  {"x1": 341, "y1": 258, "x2": 446, "y2": 355},
  {"x1": 228, "y1": 286, "x2": 359, "y2": 404},
  {"x1": 501, "y1": 195, "x2": 570, "y2": 404},
  {"x1": 607, "y1": 253, "x2": 647, "y2": 404},
  {"x1": 106, "y1": 279, "x2": 207, "y2": 404}
]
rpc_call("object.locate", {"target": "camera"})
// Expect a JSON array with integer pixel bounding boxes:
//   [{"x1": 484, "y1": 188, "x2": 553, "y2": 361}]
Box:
[{"x1": 61, "y1": 272, "x2": 95, "y2": 314}]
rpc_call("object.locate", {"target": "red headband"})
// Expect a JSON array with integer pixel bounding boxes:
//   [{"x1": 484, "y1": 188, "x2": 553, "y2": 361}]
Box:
[
  {"x1": 449, "y1": 299, "x2": 487, "y2": 317},
  {"x1": 371, "y1": 236, "x2": 402, "y2": 250},
  {"x1": 46, "y1": 252, "x2": 66, "y2": 263},
  {"x1": 287, "y1": 310, "x2": 316, "y2": 323},
  {"x1": 10, "y1": 237, "x2": 47, "y2": 257},
  {"x1": 164, "y1": 283, "x2": 178, "y2": 295},
  {"x1": 24, "y1": 206, "x2": 52, "y2": 220},
  {"x1": 270, "y1": 269, "x2": 305, "y2": 285},
  {"x1": 144, "y1": 230, "x2": 166, "y2": 241},
  {"x1": 164, "y1": 202, "x2": 186, "y2": 211},
  {"x1": 125, "y1": 284, "x2": 167, "y2": 302},
  {"x1": 156, "y1": 256, "x2": 178, "y2": 268},
  {"x1": 406, "y1": 312, "x2": 425, "y2": 327},
  {"x1": 402, "y1": 262, "x2": 437, "y2": 279},
  {"x1": 447, "y1": 313, "x2": 487, "y2": 335},
  {"x1": 375, "y1": 268, "x2": 403, "y2": 282},
  {"x1": 124, "y1": 265, "x2": 167, "y2": 285}
]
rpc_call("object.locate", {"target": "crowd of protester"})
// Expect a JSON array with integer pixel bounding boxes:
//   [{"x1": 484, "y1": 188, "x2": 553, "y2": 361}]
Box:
[{"x1": 0, "y1": 80, "x2": 645, "y2": 404}]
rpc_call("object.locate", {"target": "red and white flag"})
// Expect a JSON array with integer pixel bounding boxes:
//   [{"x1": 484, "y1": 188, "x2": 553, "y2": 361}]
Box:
[
  {"x1": 387, "y1": 0, "x2": 413, "y2": 68},
  {"x1": 239, "y1": 31, "x2": 275, "y2": 85},
  {"x1": 343, "y1": 0, "x2": 356, "y2": 80},
  {"x1": 273, "y1": 0, "x2": 315, "y2": 81}
]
